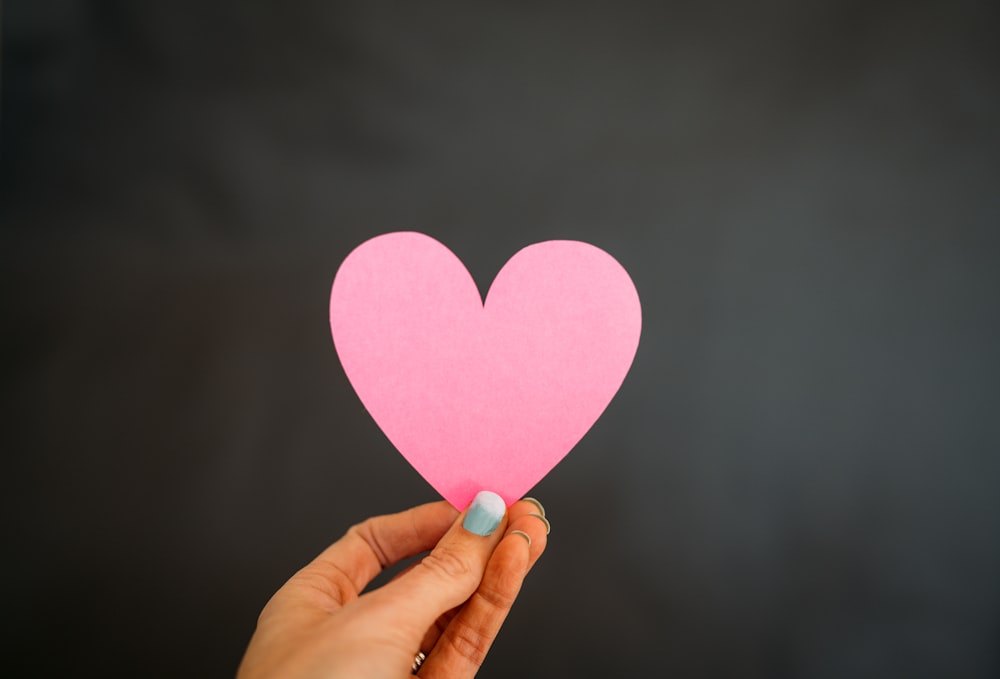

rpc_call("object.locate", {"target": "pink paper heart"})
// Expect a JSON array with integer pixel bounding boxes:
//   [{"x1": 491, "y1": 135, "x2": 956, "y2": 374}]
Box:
[{"x1": 329, "y1": 232, "x2": 641, "y2": 509}]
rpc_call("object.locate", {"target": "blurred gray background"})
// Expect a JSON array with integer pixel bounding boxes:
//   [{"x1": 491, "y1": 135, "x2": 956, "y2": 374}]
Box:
[{"x1": 2, "y1": 1, "x2": 999, "y2": 677}]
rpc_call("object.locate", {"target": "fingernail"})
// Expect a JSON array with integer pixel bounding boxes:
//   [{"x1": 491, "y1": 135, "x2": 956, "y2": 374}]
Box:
[
  {"x1": 529, "y1": 513, "x2": 551, "y2": 535},
  {"x1": 510, "y1": 529, "x2": 532, "y2": 547},
  {"x1": 463, "y1": 491, "x2": 506, "y2": 536},
  {"x1": 522, "y1": 497, "x2": 546, "y2": 517}
]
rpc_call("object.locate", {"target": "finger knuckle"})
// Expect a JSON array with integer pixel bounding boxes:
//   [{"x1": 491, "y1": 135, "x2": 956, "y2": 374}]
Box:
[
  {"x1": 446, "y1": 624, "x2": 490, "y2": 667},
  {"x1": 348, "y1": 519, "x2": 391, "y2": 567},
  {"x1": 420, "y1": 545, "x2": 473, "y2": 581},
  {"x1": 291, "y1": 560, "x2": 356, "y2": 607},
  {"x1": 475, "y1": 578, "x2": 518, "y2": 612}
]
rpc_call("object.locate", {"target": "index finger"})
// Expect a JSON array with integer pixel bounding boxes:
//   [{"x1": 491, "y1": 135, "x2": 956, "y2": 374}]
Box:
[{"x1": 289, "y1": 501, "x2": 459, "y2": 610}]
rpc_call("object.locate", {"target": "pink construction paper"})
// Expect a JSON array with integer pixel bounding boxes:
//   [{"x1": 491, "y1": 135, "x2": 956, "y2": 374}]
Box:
[{"x1": 329, "y1": 232, "x2": 642, "y2": 509}]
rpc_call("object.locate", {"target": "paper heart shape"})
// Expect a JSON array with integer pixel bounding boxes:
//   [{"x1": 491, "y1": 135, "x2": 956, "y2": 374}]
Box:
[{"x1": 329, "y1": 232, "x2": 641, "y2": 509}]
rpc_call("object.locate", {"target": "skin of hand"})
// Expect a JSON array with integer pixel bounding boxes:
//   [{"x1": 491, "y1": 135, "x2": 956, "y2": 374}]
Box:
[{"x1": 236, "y1": 494, "x2": 550, "y2": 679}]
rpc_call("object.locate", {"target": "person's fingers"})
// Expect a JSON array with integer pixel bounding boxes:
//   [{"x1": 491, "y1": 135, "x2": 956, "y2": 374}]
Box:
[
  {"x1": 418, "y1": 498, "x2": 550, "y2": 678},
  {"x1": 417, "y1": 498, "x2": 550, "y2": 652},
  {"x1": 363, "y1": 490, "x2": 509, "y2": 639},
  {"x1": 506, "y1": 496, "x2": 549, "y2": 567},
  {"x1": 276, "y1": 501, "x2": 458, "y2": 613}
]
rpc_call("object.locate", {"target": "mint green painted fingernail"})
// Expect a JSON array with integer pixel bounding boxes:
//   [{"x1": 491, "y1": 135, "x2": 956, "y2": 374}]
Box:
[{"x1": 463, "y1": 491, "x2": 505, "y2": 536}]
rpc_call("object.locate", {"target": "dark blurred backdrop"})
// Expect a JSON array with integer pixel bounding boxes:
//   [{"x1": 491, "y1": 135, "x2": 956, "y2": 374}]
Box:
[{"x1": 2, "y1": 1, "x2": 999, "y2": 677}]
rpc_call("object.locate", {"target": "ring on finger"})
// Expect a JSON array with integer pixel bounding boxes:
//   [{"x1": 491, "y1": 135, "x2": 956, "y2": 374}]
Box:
[{"x1": 412, "y1": 650, "x2": 427, "y2": 674}]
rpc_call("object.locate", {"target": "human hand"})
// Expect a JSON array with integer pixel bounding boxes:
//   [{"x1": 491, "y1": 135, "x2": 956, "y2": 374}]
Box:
[{"x1": 236, "y1": 491, "x2": 550, "y2": 678}]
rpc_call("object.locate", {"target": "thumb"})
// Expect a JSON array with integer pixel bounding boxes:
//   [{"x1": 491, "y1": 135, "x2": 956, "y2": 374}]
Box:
[{"x1": 364, "y1": 490, "x2": 508, "y2": 637}]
